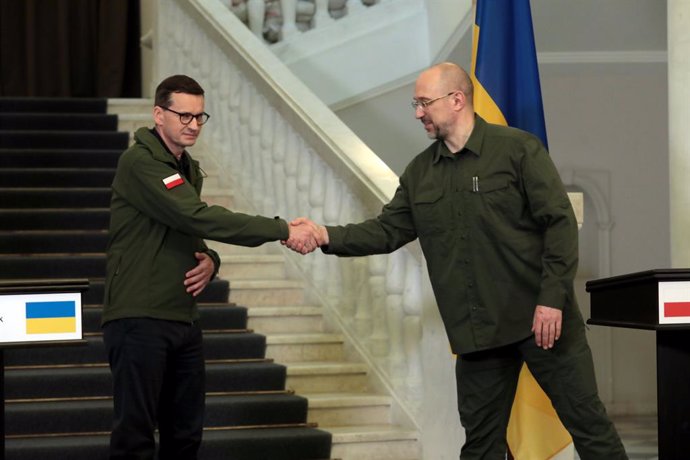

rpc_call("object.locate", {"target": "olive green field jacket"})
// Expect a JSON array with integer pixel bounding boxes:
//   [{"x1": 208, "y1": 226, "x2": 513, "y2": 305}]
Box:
[{"x1": 102, "y1": 127, "x2": 289, "y2": 325}]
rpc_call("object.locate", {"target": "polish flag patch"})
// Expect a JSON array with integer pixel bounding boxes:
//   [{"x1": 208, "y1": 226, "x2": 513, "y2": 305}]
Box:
[{"x1": 163, "y1": 173, "x2": 184, "y2": 190}]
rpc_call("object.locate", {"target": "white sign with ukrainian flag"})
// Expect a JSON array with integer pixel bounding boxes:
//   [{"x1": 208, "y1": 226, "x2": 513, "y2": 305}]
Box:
[{"x1": 0, "y1": 291, "x2": 82, "y2": 344}]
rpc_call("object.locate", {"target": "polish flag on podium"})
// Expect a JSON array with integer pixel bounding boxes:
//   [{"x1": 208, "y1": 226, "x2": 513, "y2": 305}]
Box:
[{"x1": 470, "y1": 0, "x2": 574, "y2": 458}]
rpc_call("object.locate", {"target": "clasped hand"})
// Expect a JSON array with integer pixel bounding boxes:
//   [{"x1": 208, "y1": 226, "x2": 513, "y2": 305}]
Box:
[{"x1": 283, "y1": 217, "x2": 328, "y2": 254}]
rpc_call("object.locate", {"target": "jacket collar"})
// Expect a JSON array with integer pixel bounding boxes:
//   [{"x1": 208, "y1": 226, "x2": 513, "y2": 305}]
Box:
[{"x1": 133, "y1": 127, "x2": 201, "y2": 184}]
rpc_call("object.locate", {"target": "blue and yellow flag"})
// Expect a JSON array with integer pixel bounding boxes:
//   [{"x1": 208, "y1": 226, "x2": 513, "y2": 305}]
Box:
[
  {"x1": 471, "y1": 1, "x2": 572, "y2": 458},
  {"x1": 471, "y1": 0, "x2": 548, "y2": 147},
  {"x1": 26, "y1": 300, "x2": 77, "y2": 334}
]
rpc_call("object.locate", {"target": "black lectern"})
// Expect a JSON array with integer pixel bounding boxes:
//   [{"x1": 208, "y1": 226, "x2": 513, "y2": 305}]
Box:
[{"x1": 587, "y1": 269, "x2": 690, "y2": 460}]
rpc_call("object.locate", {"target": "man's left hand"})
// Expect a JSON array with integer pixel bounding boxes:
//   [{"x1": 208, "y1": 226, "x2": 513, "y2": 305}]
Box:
[
  {"x1": 532, "y1": 305, "x2": 562, "y2": 350},
  {"x1": 184, "y1": 252, "x2": 214, "y2": 297}
]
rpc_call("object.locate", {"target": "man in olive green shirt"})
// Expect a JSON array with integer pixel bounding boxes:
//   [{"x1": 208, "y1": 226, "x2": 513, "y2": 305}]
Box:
[
  {"x1": 290, "y1": 63, "x2": 627, "y2": 459},
  {"x1": 103, "y1": 75, "x2": 317, "y2": 459}
]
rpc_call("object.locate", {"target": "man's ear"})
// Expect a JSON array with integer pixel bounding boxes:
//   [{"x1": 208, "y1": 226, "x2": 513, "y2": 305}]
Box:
[
  {"x1": 153, "y1": 106, "x2": 165, "y2": 126},
  {"x1": 454, "y1": 91, "x2": 467, "y2": 111}
]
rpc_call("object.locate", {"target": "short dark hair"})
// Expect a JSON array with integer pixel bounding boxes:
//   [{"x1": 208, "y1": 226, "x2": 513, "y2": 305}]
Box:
[{"x1": 154, "y1": 75, "x2": 205, "y2": 108}]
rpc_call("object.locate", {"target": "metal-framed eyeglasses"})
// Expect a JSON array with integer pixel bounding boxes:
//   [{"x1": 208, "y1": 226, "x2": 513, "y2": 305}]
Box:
[
  {"x1": 411, "y1": 91, "x2": 458, "y2": 111},
  {"x1": 159, "y1": 106, "x2": 210, "y2": 125}
]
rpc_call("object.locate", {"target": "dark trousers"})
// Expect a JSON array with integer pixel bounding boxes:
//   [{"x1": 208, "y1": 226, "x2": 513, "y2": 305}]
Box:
[
  {"x1": 103, "y1": 318, "x2": 205, "y2": 460},
  {"x1": 456, "y1": 324, "x2": 627, "y2": 460}
]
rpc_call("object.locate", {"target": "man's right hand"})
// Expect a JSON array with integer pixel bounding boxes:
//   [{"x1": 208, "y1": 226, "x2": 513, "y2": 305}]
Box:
[{"x1": 284, "y1": 217, "x2": 328, "y2": 254}]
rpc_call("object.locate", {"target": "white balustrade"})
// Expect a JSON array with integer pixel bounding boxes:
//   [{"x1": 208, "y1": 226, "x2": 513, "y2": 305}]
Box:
[
  {"x1": 155, "y1": 0, "x2": 442, "y2": 437},
  {"x1": 228, "y1": 0, "x2": 382, "y2": 43}
]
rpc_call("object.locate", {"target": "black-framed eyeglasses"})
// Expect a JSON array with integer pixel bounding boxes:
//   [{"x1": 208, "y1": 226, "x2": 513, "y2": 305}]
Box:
[
  {"x1": 159, "y1": 106, "x2": 210, "y2": 125},
  {"x1": 411, "y1": 91, "x2": 458, "y2": 111}
]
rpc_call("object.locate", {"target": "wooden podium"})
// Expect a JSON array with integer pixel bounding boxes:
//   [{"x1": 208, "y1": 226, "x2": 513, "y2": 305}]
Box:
[
  {"x1": 586, "y1": 269, "x2": 690, "y2": 460},
  {"x1": 0, "y1": 279, "x2": 88, "y2": 460}
]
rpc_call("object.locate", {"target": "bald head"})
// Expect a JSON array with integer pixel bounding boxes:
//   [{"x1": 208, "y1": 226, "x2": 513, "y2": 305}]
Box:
[
  {"x1": 418, "y1": 62, "x2": 474, "y2": 106},
  {"x1": 414, "y1": 62, "x2": 476, "y2": 151}
]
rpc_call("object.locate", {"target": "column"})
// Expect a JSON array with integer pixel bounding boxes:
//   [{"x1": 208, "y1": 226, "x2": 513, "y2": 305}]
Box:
[{"x1": 669, "y1": 1, "x2": 690, "y2": 266}]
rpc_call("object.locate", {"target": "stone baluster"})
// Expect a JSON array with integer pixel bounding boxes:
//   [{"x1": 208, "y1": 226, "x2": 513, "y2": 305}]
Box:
[
  {"x1": 308, "y1": 156, "x2": 328, "y2": 282},
  {"x1": 260, "y1": 107, "x2": 278, "y2": 215},
  {"x1": 248, "y1": 90, "x2": 265, "y2": 202},
  {"x1": 366, "y1": 254, "x2": 388, "y2": 348},
  {"x1": 347, "y1": 0, "x2": 366, "y2": 14},
  {"x1": 246, "y1": 0, "x2": 266, "y2": 38},
  {"x1": 402, "y1": 255, "x2": 423, "y2": 402},
  {"x1": 225, "y1": 70, "x2": 243, "y2": 181},
  {"x1": 384, "y1": 250, "x2": 406, "y2": 377},
  {"x1": 333, "y1": 192, "x2": 357, "y2": 319},
  {"x1": 368, "y1": 251, "x2": 394, "y2": 359},
  {"x1": 237, "y1": 83, "x2": 253, "y2": 194},
  {"x1": 283, "y1": 131, "x2": 300, "y2": 224},
  {"x1": 280, "y1": 0, "x2": 300, "y2": 39},
  {"x1": 313, "y1": 0, "x2": 335, "y2": 28},
  {"x1": 297, "y1": 146, "x2": 314, "y2": 218},
  {"x1": 271, "y1": 118, "x2": 289, "y2": 219},
  {"x1": 292, "y1": 145, "x2": 313, "y2": 271},
  {"x1": 322, "y1": 172, "x2": 343, "y2": 305},
  {"x1": 352, "y1": 257, "x2": 372, "y2": 334},
  {"x1": 209, "y1": 63, "x2": 229, "y2": 153}
]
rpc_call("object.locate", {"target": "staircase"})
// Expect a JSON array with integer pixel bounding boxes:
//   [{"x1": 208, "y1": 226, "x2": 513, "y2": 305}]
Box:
[{"x1": 0, "y1": 97, "x2": 332, "y2": 460}]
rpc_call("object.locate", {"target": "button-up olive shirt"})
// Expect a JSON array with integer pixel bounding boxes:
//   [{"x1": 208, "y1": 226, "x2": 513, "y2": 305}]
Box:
[{"x1": 324, "y1": 115, "x2": 581, "y2": 355}]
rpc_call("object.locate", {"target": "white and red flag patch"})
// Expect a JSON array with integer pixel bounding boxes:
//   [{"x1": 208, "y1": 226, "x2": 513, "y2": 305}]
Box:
[
  {"x1": 659, "y1": 281, "x2": 690, "y2": 324},
  {"x1": 163, "y1": 173, "x2": 184, "y2": 190},
  {"x1": 664, "y1": 302, "x2": 690, "y2": 318}
]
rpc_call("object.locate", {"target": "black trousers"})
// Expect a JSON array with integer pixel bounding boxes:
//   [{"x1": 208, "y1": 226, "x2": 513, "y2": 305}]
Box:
[
  {"x1": 103, "y1": 318, "x2": 205, "y2": 460},
  {"x1": 456, "y1": 324, "x2": 628, "y2": 460}
]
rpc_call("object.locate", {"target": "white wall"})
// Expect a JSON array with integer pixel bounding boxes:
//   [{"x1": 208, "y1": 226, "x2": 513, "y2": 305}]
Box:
[
  {"x1": 424, "y1": 0, "x2": 473, "y2": 61},
  {"x1": 542, "y1": 62, "x2": 668, "y2": 413},
  {"x1": 335, "y1": 29, "x2": 474, "y2": 176}
]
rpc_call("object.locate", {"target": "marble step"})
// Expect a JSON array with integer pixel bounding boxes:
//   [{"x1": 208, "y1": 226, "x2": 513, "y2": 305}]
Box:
[
  {"x1": 266, "y1": 333, "x2": 344, "y2": 363},
  {"x1": 326, "y1": 425, "x2": 421, "y2": 460},
  {"x1": 285, "y1": 362, "x2": 369, "y2": 394},
  {"x1": 229, "y1": 279, "x2": 305, "y2": 306},
  {"x1": 108, "y1": 98, "x2": 152, "y2": 115},
  {"x1": 248, "y1": 305, "x2": 324, "y2": 334},
  {"x1": 219, "y1": 254, "x2": 286, "y2": 280},
  {"x1": 206, "y1": 240, "x2": 278, "y2": 256},
  {"x1": 110, "y1": 98, "x2": 151, "y2": 142},
  {"x1": 305, "y1": 393, "x2": 393, "y2": 427},
  {"x1": 201, "y1": 187, "x2": 234, "y2": 208}
]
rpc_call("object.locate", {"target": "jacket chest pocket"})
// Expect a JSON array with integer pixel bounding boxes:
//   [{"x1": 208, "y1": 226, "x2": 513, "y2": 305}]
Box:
[{"x1": 412, "y1": 187, "x2": 446, "y2": 235}]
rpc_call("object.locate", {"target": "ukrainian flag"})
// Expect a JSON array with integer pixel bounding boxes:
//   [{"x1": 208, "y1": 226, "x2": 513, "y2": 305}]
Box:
[
  {"x1": 471, "y1": 1, "x2": 573, "y2": 458},
  {"x1": 26, "y1": 300, "x2": 77, "y2": 334}
]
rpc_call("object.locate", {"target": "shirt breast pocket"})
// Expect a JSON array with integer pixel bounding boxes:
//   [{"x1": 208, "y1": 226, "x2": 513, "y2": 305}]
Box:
[
  {"x1": 477, "y1": 178, "x2": 523, "y2": 220},
  {"x1": 412, "y1": 187, "x2": 445, "y2": 235}
]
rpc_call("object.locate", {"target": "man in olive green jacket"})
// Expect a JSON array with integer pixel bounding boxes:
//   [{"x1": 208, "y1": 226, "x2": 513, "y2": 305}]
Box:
[
  {"x1": 289, "y1": 63, "x2": 627, "y2": 459},
  {"x1": 102, "y1": 75, "x2": 316, "y2": 460}
]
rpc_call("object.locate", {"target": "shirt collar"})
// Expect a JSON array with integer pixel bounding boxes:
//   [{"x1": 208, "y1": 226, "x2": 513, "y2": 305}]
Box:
[{"x1": 431, "y1": 114, "x2": 486, "y2": 164}]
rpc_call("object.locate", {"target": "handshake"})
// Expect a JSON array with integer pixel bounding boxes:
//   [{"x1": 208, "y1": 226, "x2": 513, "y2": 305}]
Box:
[{"x1": 283, "y1": 217, "x2": 329, "y2": 254}]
